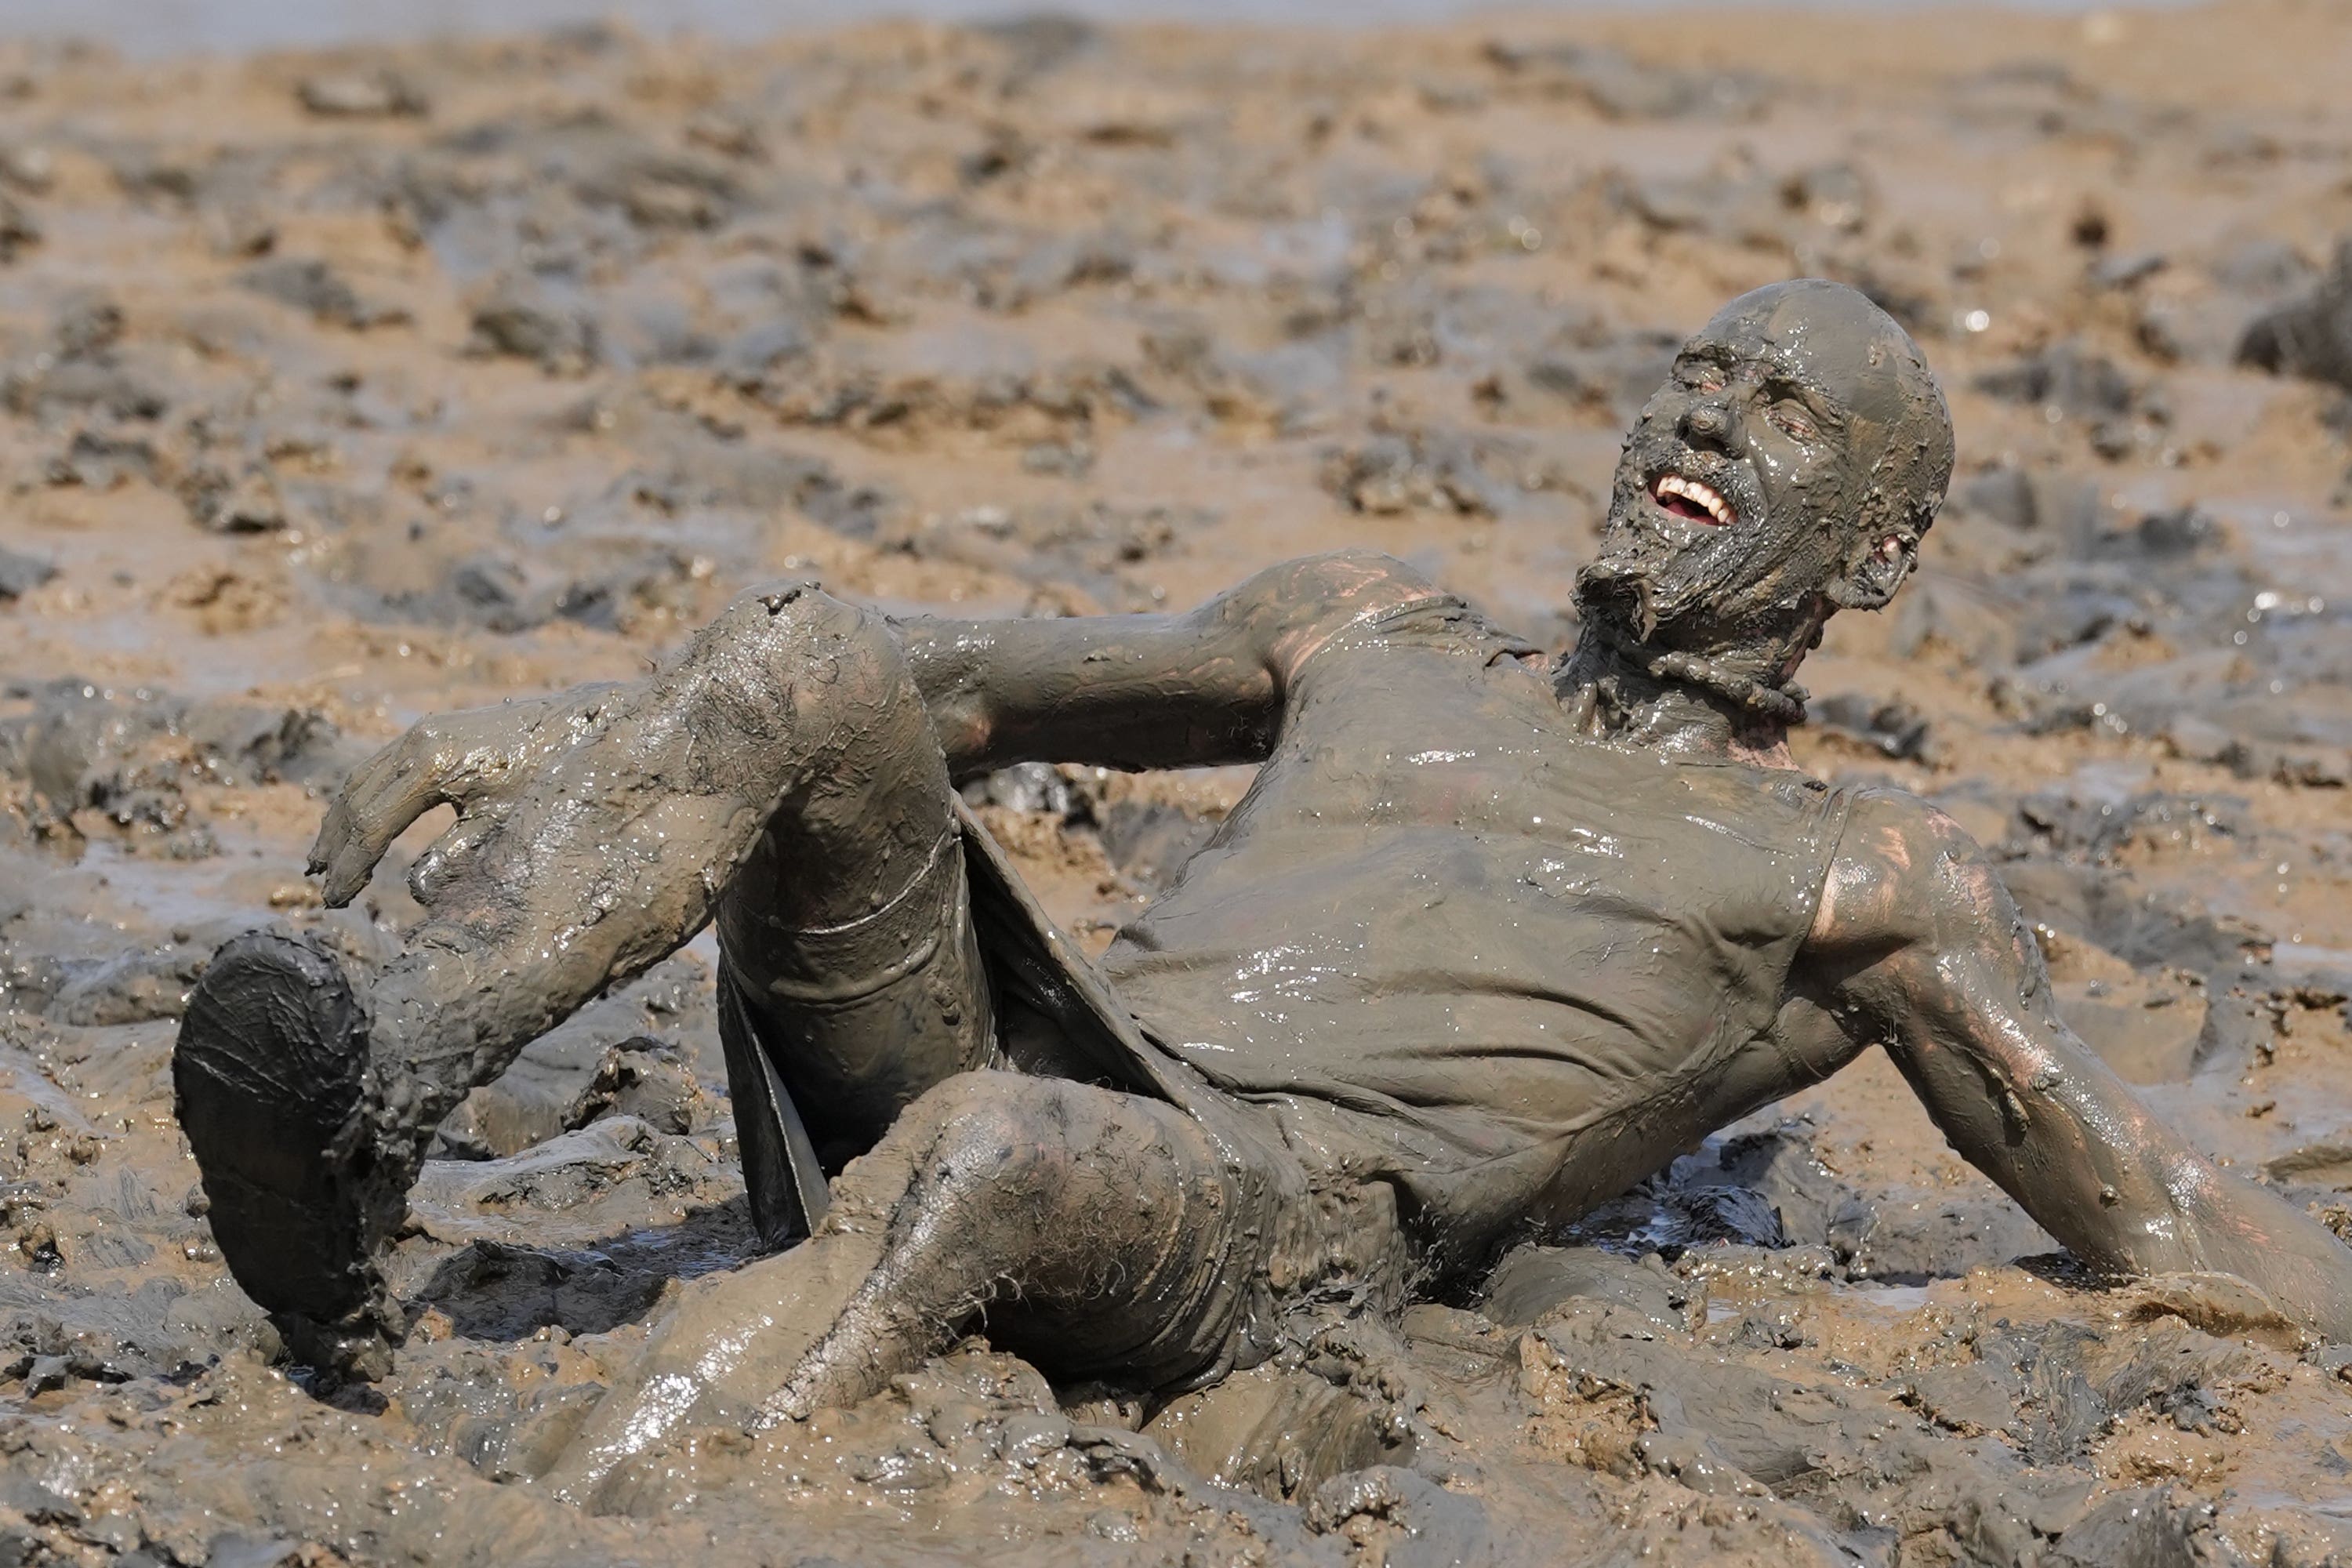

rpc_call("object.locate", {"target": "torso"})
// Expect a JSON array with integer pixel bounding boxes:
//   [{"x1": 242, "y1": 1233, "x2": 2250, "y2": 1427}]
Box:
[{"x1": 1098, "y1": 595, "x2": 1857, "y2": 1265}]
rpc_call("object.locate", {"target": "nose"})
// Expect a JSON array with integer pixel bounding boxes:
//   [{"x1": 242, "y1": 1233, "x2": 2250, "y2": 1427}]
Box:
[{"x1": 1680, "y1": 396, "x2": 1739, "y2": 450}]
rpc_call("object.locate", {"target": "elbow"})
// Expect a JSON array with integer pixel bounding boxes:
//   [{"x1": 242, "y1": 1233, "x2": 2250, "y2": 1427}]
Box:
[{"x1": 925, "y1": 694, "x2": 998, "y2": 777}]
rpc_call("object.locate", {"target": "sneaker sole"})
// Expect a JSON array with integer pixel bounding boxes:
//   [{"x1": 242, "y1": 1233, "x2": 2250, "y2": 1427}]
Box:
[{"x1": 174, "y1": 931, "x2": 388, "y2": 1334}]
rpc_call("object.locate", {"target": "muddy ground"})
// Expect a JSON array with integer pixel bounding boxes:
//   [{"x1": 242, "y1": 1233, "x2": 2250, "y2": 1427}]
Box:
[{"x1": 3, "y1": 3, "x2": 2352, "y2": 1563}]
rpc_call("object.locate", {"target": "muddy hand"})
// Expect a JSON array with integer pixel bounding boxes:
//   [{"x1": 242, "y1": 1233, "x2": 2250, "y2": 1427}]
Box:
[
  {"x1": 308, "y1": 683, "x2": 627, "y2": 909},
  {"x1": 360, "y1": 582, "x2": 907, "y2": 1099},
  {"x1": 180, "y1": 583, "x2": 935, "y2": 1381}
]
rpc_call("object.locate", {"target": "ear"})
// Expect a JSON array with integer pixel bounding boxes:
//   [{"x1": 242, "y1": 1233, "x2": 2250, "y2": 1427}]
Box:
[{"x1": 1829, "y1": 532, "x2": 1917, "y2": 611}]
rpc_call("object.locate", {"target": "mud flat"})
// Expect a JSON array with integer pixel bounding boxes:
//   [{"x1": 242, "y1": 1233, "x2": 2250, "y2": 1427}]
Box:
[{"x1": 5, "y1": 3, "x2": 2352, "y2": 1563}]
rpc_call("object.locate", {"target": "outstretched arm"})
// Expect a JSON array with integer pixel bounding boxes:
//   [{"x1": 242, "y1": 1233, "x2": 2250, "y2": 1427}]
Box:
[
  {"x1": 304, "y1": 550, "x2": 1437, "y2": 903},
  {"x1": 1809, "y1": 792, "x2": 2352, "y2": 1339},
  {"x1": 895, "y1": 549, "x2": 1436, "y2": 777}
]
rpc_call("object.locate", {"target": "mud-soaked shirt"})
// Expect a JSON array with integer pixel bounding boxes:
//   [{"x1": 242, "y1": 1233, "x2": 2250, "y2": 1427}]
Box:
[{"x1": 1094, "y1": 596, "x2": 1855, "y2": 1262}]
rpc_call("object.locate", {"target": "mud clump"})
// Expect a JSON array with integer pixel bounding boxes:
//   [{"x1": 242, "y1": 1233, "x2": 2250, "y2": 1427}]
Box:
[
  {"x1": 5, "y1": 4, "x2": 2352, "y2": 1564},
  {"x1": 2238, "y1": 238, "x2": 2352, "y2": 392}
]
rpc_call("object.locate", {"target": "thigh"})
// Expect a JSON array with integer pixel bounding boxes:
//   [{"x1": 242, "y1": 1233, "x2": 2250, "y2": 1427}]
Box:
[
  {"x1": 717, "y1": 825, "x2": 998, "y2": 1249},
  {"x1": 723, "y1": 825, "x2": 996, "y2": 1167},
  {"x1": 550, "y1": 1073, "x2": 1277, "y2": 1500},
  {"x1": 967, "y1": 1080, "x2": 1338, "y2": 1392},
  {"x1": 710, "y1": 592, "x2": 996, "y2": 1194}
]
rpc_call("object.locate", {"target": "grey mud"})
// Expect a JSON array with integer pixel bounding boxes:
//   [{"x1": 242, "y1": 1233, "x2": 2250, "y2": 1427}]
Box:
[
  {"x1": 9, "y1": 10, "x2": 2352, "y2": 1566},
  {"x1": 176, "y1": 276, "x2": 2352, "y2": 1520}
]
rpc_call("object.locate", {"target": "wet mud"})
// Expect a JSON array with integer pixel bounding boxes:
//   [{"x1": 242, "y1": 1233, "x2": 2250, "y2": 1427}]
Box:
[{"x1": 5, "y1": 3, "x2": 2352, "y2": 1563}]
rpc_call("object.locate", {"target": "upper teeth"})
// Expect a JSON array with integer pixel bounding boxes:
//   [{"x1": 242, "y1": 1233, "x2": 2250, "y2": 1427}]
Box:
[{"x1": 1657, "y1": 474, "x2": 1735, "y2": 526}]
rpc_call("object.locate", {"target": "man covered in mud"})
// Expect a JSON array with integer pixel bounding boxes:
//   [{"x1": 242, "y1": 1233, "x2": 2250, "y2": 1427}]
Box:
[{"x1": 176, "y1": 280, "x2": 2352, "y2": 1497}]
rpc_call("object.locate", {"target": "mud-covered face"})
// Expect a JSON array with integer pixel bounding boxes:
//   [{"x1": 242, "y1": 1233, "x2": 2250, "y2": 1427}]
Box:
[{"x1": 1579, "y1": 281, "x2": 1951, "y2": 659}]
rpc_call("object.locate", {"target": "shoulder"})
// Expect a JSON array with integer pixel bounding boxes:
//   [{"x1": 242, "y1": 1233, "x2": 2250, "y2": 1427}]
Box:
[
  {"x1": 1811, "y1": 786, "x2": 2014, "y2": 956},
  {"x1": 1219, "y1": 551, "x2": 1466, "y2": 681},
  {"x1": 1226, "y1": 550, "x2": 1440, "y2": 619}
]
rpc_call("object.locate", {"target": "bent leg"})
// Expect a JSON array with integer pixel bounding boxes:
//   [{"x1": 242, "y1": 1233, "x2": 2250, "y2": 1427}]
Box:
[
  {"x1": 176, "y1": 583, "x2": 985, "y2": 1370},
  {"x1": 716, "y1": 724, "x2": 996, "y2": 1193},
  {"x1": 706, "y1": 589, "x2": 996, "y2": 1240},
  {"x1": 543, "y1": 1073, "x2": 1312, "y2": 1506}
]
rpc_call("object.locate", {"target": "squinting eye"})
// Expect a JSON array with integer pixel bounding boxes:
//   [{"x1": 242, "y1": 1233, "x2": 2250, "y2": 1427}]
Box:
[
  {"x1": 1769, "y1": 403, "x2": 1817, "y2": 439},
  {"x1": 1680, "y1": 363, "x2": 1725, "y2": 392}
]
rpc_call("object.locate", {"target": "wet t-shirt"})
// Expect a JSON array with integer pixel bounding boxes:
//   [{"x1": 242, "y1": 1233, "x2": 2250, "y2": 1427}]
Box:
[{"x1": 1097, "y1": 597, "x2": 1854, "y2": 1259}]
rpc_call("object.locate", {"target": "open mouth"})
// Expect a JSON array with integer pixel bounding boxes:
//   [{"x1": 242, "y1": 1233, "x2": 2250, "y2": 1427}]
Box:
[{"x1": 1650, "y1": 472, "x2": 1737, "y2": 527}]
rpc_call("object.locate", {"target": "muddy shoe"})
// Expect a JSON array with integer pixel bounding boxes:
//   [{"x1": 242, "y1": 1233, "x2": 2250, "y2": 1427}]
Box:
[{"x1": 174, "y1": 931, "x2": 405, "y2": 1381}]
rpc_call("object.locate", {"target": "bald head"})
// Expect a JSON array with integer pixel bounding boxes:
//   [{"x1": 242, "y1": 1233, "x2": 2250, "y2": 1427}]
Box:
[
  {"x1": 1582, "y1": 279, "x2": 1955, "y2": 662},
  {"x1": 1694, "y1": 280, "x2": 1955, "y2": 583},
  {"x1": 1696, "y1": 280, "x2": 1940, "y2": 433}
]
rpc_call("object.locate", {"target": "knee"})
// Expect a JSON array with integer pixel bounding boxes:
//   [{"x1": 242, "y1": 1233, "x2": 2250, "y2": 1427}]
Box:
[
  {"x1": 898, "y1": 1072, "x2": 1080, "y2": 1200},
  {"x1": 811, "y1": 1072, "x2": 1069, "y2": 1246},
  {"x1": 687, "y1": 579, "x2": 944, "y2": 831},
  {"x1": 695, "y1": 581, "x2": 910, "y2": 713}
]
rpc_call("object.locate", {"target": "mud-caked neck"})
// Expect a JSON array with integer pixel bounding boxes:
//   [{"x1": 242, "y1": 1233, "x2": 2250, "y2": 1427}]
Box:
[{"x1": 1553, "y1": 620, "x2": 1805, "y2": 765}]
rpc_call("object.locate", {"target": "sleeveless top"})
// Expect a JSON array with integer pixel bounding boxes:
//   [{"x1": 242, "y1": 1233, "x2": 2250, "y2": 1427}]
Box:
[{"x1": 1086, "y1": 595, "x2": 1857, "y2": 1261}]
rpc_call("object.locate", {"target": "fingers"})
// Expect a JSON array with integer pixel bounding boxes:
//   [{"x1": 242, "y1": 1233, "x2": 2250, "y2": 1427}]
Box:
[
  {"x1": 405, "y1": 805, "x2": 503, "y2": 908},
  {"x1": 307, "y1": 688, "x2": 627, "y2": 909},
  {"x1": 308, "y1": 726, "x2": 459, "y2": 908}
]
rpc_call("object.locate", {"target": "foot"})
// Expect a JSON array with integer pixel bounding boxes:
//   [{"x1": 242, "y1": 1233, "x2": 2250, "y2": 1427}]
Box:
[
  {"x1": 174, "y1": 931, "x2": 405, "y2": 1380},
  {"x1": 175, "y1": 583, "x2": 926, "y2": 1385}
]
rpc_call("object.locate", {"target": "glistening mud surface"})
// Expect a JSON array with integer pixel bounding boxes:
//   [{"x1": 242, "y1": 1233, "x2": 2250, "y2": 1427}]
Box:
[{"x1": 5, "y1": 5, "x2": 2352, "y2": 1563}]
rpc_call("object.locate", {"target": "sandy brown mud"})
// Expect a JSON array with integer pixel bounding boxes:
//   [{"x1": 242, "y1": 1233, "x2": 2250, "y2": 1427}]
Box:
[{"x1": 6, "y1": 3, "x2": 2352, "y2": 1563}]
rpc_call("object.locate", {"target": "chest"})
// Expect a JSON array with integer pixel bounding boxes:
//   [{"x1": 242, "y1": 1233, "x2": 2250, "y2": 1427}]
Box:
[
  {"x1": 1238, "y1": 649, "x2": 1606, "y2": 829},
  {"x1": 1223, "y1": 652, "x2": 1819, "y2": 898}
]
